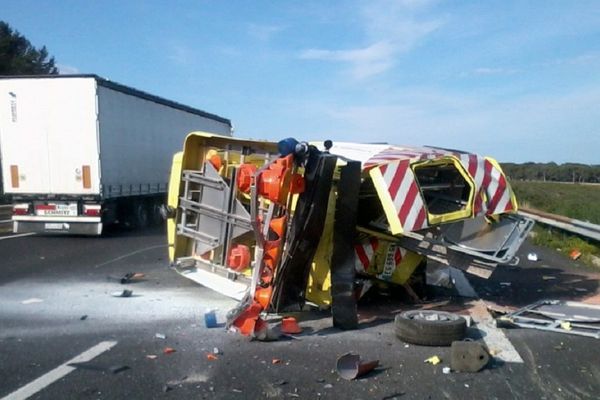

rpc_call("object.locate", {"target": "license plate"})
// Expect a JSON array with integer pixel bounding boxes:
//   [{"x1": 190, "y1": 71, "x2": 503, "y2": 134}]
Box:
[
  {"x1": 45, "y1": 223, "x2": 66, "y2": 230},
  {"x1": 36, "y1": 203, "x2": 78, "y2": 216}
]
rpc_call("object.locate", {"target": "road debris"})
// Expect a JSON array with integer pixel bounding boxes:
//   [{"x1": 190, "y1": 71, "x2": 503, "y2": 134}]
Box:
[
  {"x1": 163, "y1": 347, "x2": 176, "y2": 354},
  {"x1": 204, "y1": 309, "x2": 218, "y2": 328},
  {"x1": 155, "y1": 333, "x2": 166, "y2": 339},
  {"x1": 542, "y1": 276, "x2": 556, "y2": 281},
  {"x1": 120, "y1": 272, "x2": 145, "y2": 284},
  {"x1": 212, "y1": 347, "x2": 220, "y2": 355},
  {"x1": 336, "y1": 353, "x2": 379, "y2": 380},
  {"x1": 500, "y1": 299, "x2": 600, "y2": 339},
  {"x1": 21, "y1": 298, "x2": 43, "y2": 304},
  {"x1": 450, "y1": 341, "x2": 490, "y2": 372},
  {"x1": 442, "y1": 367, "x2": 451, "y2": 374},
  {"x1": 272, "y1": 358, "x2": 282, "y2": 364},
  {"x1": 527, "y1": 252, "x2": 539, "y2": 262},
  {"x1": 281, "y1": 317, "x2": 302, "y2": 334},
  {"x1": 424, "y1": 356, "x2": 441, "y2": 366},
  {"x1": 111, "y1": 289, "x2": 132, "y2": 298},
  {"x1": 146, "y1": 355, "x2": 158, "y2": 360},
  {"x1": 80, "y1": 315, "x2": 88, "y2": 320},
  {"x1": 570, "y1": 249, "x2": 582, "y2": 260},
  {"x1": 206, "y1": 353, "x2": 218, "y2": 361}
]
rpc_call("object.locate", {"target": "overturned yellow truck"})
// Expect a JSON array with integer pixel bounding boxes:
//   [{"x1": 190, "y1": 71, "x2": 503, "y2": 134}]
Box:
[{"x1": 166, "y1": 133, "x2": 533, "y2": 336}]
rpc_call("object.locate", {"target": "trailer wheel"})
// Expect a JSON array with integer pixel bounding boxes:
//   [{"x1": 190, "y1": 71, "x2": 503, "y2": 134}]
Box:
[
  {"x1": 150, "y1": 202, "x2": 165, "y2": 226},
  {"x1": 134, "y1": 202, "x2": 149, "y2": 229},
  {"x1": 394, "y1": 310, "x2": 466, "y2": 346}
]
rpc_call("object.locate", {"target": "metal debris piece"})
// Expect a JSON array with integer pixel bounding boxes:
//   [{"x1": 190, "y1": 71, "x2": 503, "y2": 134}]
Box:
[
  {"x1": 111, "y1": 290, "x2": 132, "y2": 298},
  {"x1": 450, "y1": 341, "x2": 489, "y2": 372},
  {"x1": 501, "y1": 300, "x2": 600, "y2": 339},
  {"x1": 336, "y1": 353, "x2": 379, "y2": 380}
]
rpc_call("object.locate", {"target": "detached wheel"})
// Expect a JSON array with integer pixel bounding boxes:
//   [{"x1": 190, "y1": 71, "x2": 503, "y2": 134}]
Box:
[{"x1": 395, "y1": 310, "x2": 466, "y2": 346}]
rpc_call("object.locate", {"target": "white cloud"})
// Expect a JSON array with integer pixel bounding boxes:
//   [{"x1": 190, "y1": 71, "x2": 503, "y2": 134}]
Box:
[
  {"x1": 247, "y1": 24, "x2": 283, "y2": 42},
  {"x1": 167, "y1": 43, "x2": 194, "y2": 66},
  {"x1": 472, "y1": 67, "x2": 518, "y2": 75},
  {"x1": 298, "y1": 0, "x2": 443, "y2": 79},
  {"x1": 57, "y1": 64, "x2": 80, "y2": 74}
]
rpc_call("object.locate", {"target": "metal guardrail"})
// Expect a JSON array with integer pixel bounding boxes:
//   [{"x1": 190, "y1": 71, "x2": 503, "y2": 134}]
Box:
[
  {"x1": 518, "y1": 207, "x2": 600, "y2": 242},
  {"x1": 0, "y1": 204, "x2": 12, "y2": 233}
]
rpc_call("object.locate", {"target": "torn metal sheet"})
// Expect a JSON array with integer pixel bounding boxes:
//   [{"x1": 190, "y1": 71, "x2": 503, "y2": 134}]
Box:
[{"x1": 501, "y1": 300, "x2": 600, "y2": 339}]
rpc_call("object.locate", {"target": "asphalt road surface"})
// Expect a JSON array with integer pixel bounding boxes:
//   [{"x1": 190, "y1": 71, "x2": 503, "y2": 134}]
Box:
[{"x1": 0, "y1": 227, "x2": 599, "y2": 399}]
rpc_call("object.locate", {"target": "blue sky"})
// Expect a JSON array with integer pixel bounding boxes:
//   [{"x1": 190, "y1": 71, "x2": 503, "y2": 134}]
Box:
[{"x1": 3, "y1": 1, "x2": 600, "y2": 163}]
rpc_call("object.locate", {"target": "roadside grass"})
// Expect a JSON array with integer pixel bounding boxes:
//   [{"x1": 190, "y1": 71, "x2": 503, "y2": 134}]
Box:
[
  {"x1": 510, "y1": 181, "x2": 600, "y2": 269},
  {"x1": 511, "y1": 181, "x2": 600, "y2": 224}
]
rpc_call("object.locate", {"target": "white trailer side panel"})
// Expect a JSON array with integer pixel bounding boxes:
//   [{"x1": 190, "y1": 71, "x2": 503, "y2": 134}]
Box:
[
  {"x1": 0, "y1": 78, "x2": 100, "y2": 195},
  {"x1": 96, "y1": 85, "x2": 231, "y2": 199}
]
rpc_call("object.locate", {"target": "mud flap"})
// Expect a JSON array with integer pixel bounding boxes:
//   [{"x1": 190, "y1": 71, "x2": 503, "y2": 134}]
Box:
[
  {"x1": 271, "y1": 151, "x2": 338, "y2": 312},
  {"x1": 330, "y1": 161, "x2": 361, "y2": 330}
]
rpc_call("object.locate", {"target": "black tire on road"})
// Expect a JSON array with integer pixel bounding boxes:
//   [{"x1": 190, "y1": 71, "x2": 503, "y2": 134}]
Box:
[{"x1": 394, "y1": 310, "x2": 467, "y2": 346}]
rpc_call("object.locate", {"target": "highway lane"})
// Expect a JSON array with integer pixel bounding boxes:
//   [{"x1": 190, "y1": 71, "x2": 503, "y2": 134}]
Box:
[{"x1": 0, "y1": 228, "x2": 599, "y2": 399}]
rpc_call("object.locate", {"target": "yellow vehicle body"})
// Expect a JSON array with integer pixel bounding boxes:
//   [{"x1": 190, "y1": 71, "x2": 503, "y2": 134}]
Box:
[{"x1": 167, "y1": 132, "x2": 532, "y2": 315}]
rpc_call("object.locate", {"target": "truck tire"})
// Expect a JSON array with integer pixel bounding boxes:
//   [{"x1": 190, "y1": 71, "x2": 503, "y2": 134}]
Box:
[
  {"x1": 394, "y1": 310, "x2": 466, "y2": 346},
  {"x1": 134, "y1": 202, "x2": 149, "y2": 229}
]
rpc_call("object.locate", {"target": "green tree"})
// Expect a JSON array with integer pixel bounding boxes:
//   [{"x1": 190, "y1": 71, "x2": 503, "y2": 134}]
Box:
[{"x1": 0, "y1": 21, "x2": 58, "y2": 75}]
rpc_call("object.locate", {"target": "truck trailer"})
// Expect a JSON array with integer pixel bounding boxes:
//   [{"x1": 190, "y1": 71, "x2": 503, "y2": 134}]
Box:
[{"x1": 0, "y1": 75, "x2": 232, "y2": 235}]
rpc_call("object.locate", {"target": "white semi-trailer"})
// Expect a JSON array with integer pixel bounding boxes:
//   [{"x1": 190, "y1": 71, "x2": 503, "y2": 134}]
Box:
[{"x1": 0, "y1": 75, "x2": 232, "y2": 235}]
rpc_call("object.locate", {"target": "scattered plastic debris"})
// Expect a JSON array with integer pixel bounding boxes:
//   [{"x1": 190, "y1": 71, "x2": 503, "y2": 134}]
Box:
[
  {"x1": 442, "y1": 367, "x2": 451, "y2": 374},
  {"x1": 272, "y1": 358, "x2": 282, "y2": 364},
  {"x1": 204, "y1": 309, "x2": 218, "y2": 328},
  {"x1": 424, "y1": 356, "x2": 441, "y2": 366},
  {"x1": 120, "y1": 272, "x2": 145, "y2": 284},
  {"x1": 213, "y1": 347, "x2": 220, "y2": 355},
  {"x1": 336, "y1": 353, "x2": 379, "y2": 380},
  {"x1": 146, "y1": 355, "x2": 158, "y2": 360},
  {"x1": 323, "y1": 384, "x2": 333, "y2": 389},
  {"x1": 21, "y1": 298, "x2": 43, "y2": 304},
  {"x1": 570, "y1": 249, "x2": 582, "y2": 260},
  {"x1": 163, "y1": 347, "x2": 176, "y2": 355},
  {"x1": 527, "y1": 252, "x2": 539, "y2": 262},
  {"x1": 281, "y1": 317, "x2": 302, "y2": 334},
  {"x1": 111, "y1": 290, "x2": 132, "y2": 298},
  {"x1": 155, "y1": 333, "x2": 166, "y2": 339},
  {"x1": 207, "y1": 353, "x2": 218, "y2": 361}
]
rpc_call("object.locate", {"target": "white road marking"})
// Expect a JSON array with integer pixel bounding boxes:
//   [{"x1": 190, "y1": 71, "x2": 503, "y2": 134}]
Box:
[
  {"x1": 1, "y1": 341, "x2": 118, "y2": 400},
  {"x1": 0, "y1": 233, "x2": 35, "y2": 241},
  {"x1": 452, "y1": 268, "x2": 524, "y2": 363}
]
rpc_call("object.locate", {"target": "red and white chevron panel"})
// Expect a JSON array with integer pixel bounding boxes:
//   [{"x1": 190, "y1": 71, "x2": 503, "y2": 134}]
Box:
[
  {"x1": 457, "y1": 154, "x2": 515, "y2": 216},
  {"x1": 378, "y1": 160, "x2": 429, "y2": 233},
  {"x1": 355, "y1": 237, "x2": 379, "y2": 273}
]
